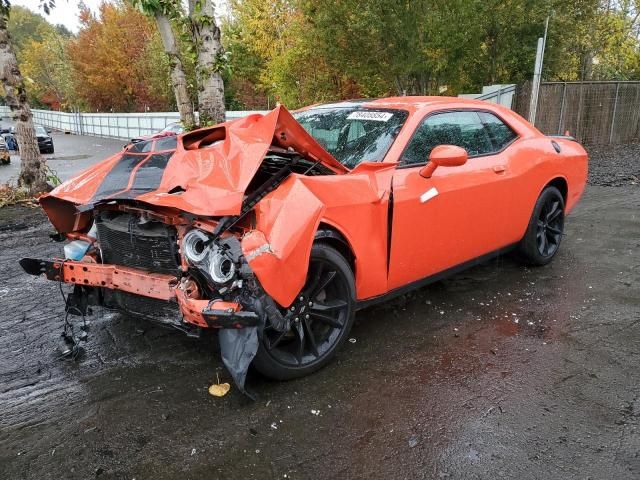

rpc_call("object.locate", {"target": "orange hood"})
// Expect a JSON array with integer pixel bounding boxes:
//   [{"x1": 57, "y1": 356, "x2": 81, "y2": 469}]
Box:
[{"x1": 41, "y1": 105, "x2": 347, "y2": 229}]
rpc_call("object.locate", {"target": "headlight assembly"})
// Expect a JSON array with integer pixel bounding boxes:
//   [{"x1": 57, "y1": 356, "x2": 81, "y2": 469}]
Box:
[
  {"x1": 182, "y1": 229, "x2": 209, "y2": 263},
  {"x1": 208, "y1": 251, "x2": 236, "y2": 284},
  {"x1": 182, "y1": 228, "x2": 236, "y2": 285}
]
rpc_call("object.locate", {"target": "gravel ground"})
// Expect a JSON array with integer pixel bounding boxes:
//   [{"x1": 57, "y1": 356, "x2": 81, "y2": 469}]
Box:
[
  {"x1": 586, "y1": 143, "x2": 640, "y2": 186},
  {"x1": 0, "y1": 142, "x2": 638, "y2": 479}
]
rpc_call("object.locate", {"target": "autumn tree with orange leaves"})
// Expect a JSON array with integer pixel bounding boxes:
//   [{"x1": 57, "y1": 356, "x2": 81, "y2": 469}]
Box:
[{"x1": 68, "y1": 3, "x2": 174, "y2": 112}]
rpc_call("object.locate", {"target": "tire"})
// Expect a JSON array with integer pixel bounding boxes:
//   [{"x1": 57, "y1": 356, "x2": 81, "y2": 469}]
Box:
[
  {"x1": 252, "y1": 243, "x2": 356, "y2": 380},
  {"x1": 517, "y1": 186, "x2": 565, "y2": 266}
]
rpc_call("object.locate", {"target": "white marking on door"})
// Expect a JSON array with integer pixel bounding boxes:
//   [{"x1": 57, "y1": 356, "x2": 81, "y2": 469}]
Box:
[{"x1": 420, "y1": 187, "x2": 439, "y2": 204}]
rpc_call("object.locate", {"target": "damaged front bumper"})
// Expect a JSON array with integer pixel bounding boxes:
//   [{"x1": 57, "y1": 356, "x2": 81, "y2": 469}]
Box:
[{"x1": 19, "y1": 257, "x2": 260, "y2": 329}]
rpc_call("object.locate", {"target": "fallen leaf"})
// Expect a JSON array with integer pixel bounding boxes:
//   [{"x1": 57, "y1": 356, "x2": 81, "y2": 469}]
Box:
[{"x1": 209, "y1": 383, "x2": 231, "y2": 397}]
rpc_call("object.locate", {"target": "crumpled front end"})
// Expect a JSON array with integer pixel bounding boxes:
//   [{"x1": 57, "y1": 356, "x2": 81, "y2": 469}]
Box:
[
  {"x1": 21, "y1": 105, "x2": 348, "y2": 397},
  {"x1": 20, "y1": 204, "x2": 297, "y2": 397}
]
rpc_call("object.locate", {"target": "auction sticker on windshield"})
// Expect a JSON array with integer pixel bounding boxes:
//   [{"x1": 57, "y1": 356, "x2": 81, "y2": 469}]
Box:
[{"x1": 347, "y1": 111, "x2": 394, "y2": 122}]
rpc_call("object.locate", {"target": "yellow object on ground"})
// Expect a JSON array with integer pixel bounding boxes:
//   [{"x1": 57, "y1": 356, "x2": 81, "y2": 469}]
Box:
[{"x1": 208, "y1": 383, "x2": 231, "y2": 397}]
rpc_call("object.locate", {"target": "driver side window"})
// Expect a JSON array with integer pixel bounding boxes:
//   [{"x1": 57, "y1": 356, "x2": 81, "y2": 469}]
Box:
[{"x1": 402, "y1": 111, "x2": 493, "y2": 165}]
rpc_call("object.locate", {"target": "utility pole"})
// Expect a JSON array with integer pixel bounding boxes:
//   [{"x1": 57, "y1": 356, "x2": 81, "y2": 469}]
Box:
[{"x1": 529, "y1": 16, "x2": 550, "y2": 126}]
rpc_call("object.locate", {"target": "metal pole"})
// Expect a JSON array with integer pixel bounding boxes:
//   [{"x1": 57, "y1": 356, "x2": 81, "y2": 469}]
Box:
[
  {"x1": 529, "y1": 38, "x2": 544, "y2": 125},
  {"x1": 576, "y1": 82, "x2": 585, "y2": 141},
  {"x1": 528, "y1": 16, "x2": 550, "y2": 126},
  {"x1": 609, "y1": 82, "x2": 620, "y2": 144},
  {"x1": 558, "y1": 82, "x2": 567, "y2": 134}
]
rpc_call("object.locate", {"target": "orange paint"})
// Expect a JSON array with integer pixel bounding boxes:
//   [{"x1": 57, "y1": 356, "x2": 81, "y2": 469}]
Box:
[{"x1": 30, "y1": 98, "x2": 587, "y2": 326}]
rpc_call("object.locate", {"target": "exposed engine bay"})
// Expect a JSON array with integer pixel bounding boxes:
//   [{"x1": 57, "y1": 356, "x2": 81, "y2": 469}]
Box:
[
  {"x1": 19, "y1": 105, "x2": 355, "y2": 397},
  {"x1": 20, "y1": 144, "x2": 335, "y2": 397}
]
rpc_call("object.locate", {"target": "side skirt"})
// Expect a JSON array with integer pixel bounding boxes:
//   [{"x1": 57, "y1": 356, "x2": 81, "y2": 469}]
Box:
[{"x1": 356, "y1": 243, "x2": 517, "y2": 311}]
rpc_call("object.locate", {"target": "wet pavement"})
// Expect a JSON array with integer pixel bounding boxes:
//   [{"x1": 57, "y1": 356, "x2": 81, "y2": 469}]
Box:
[
  {"x1": 0, "y1": 142, "x2": 639, "y2": 478},
  {"x1": 0, "y1": 127, "x2": 124, "y2": 186}
]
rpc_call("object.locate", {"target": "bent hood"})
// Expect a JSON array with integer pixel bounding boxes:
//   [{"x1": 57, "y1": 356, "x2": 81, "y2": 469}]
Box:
[{"x1": 41, "y1": 106, "x2": 347, "y2": 231}]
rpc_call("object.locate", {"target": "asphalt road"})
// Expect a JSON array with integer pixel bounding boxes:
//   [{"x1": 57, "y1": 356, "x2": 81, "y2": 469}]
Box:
[
  {"x1": 0, "y1": 136, "x2": 638, "y2": 479},
  {"x1": 0, "y1": 125, "x2": 124, "y2": 185}
]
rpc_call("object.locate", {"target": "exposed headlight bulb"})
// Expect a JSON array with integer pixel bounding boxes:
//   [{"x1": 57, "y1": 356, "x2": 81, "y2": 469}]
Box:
[
  {"x1": 208, "y1": 250, "x2": 236, "y2": 284},
  {"x1": 183, "y1": 228, "x2": 237, "y2": 285},
  {"x1": 182, "y1": 229, "x2": 209, "y2": 263}
]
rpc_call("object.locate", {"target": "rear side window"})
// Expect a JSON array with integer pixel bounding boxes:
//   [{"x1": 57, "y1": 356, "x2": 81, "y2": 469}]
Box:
[
  {"x1": 402, "y1": 111, "x2": 493, "y2": 165},
  {"x1": 478, "y1": 112, "x2": 517, "y2": 150}
]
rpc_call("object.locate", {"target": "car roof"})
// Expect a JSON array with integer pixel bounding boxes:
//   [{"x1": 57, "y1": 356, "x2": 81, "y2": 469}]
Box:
[{"x1": 310, "y1": 96, "x2": 500, "y2": 114}]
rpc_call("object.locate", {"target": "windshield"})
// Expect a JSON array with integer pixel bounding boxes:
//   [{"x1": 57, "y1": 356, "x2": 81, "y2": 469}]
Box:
[
  {"x1": 161, "y1": 123, "x2": 183, "y2": 134},
  {"x1": 294, "y1": 107, "x2": 408, "y2": 168},
  {"x1": 35, "y1": 126, "x2": 47, "y2": 136}
]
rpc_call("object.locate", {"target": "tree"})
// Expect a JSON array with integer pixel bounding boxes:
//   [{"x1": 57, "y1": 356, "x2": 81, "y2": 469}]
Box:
[
  {"x1": 188, "y1": 0, "x2": 226, "y2": 125},
  {"x1": 220, "y1": 15, "x2": 267, "y2": 109},
  {"x1": 131, "y1": 0, "x2": 196, "y2": 127},
  {"x1": 0, "y1": 1, "x2": 47, "y2": 192},
  {"x1": 132, "y1": 0, "x2": 228, "y2": 126},
  {"x1": 20, "y1": 31, "x2": 75, "y2": 109},
  {"x1": 7, "y1": 5, "x2": 57, "y2": 56},
  {"x1": 68, "y1": 3, "x2": 173, "y2": 112}
]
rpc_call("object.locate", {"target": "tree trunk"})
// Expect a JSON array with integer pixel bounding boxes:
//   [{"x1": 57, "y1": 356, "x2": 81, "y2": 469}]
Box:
[
  {"x1": 580, "y1": 50, "x2": 594, "y2": 81},
  {"x1": 154, "y1": 13, "x2": 196, "y2": 129},
  {"x1": 190, "y1": 0, "x2": 226, "y2": 125},
  {"x1": 0, "y1": 12, "x2": 47, "y2": 192}
]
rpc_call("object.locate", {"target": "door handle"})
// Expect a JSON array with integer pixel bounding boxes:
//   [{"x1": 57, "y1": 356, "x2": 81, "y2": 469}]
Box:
[{"x1": 493, "y1": 165, "x2": 506, "y2": 174}]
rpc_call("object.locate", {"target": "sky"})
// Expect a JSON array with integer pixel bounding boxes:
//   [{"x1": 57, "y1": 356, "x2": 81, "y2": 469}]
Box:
[
  {"x1": 13, "y1": 0, "x2": 103, "y2": 32},
  {"x1": 12, "y1": 0, "x2": 230, "y2": 33}
]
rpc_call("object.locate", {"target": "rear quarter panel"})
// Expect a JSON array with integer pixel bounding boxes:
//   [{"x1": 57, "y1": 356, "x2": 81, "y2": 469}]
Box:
[{"x1": 506, "y1": 136, "x2": 588, "y2": 243}]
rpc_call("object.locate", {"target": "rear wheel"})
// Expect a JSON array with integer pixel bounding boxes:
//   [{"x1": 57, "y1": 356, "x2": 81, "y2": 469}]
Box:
[
  {"x1": 517, "y1": 186, "x2": 565, "y2": 265},
  {"x1": 252, "y1": 243, "x2": 355, "y2": 380}
]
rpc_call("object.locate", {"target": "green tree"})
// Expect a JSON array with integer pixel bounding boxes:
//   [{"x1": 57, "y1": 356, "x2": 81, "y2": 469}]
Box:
[
  {"x1": 7, "y1": 5, "x2": 57, "y2": 57},
  {"x1": 20, "y1": 31, "x2": 75, "y2": 109}
]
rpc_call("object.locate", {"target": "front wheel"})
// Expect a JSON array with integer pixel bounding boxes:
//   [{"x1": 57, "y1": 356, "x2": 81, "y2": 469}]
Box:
[
  {"x1": 517, "y1": 185, "x2": 565, "y2": 266},
  {"x1": 252, "y1": 243, "x2": 356, "y2": 380}
]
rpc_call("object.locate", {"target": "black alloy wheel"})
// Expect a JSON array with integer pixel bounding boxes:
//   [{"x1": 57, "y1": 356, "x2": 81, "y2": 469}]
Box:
[
  {"x1": 518, "y1": 185, "x2": 565, "y2": 266},
  {"x1": 536, "y1": 194, "x2": 564, "y2": 257},
  {"x1": 252, "y1": 243, "x2": 355, "y2": 380}
]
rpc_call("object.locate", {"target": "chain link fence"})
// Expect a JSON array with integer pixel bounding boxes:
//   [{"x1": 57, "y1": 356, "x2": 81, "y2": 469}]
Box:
[
  {"x1": 514, "y1": 81, "x2": 640, "y2": 144},
  {"x1": 4, "y1": 86, "x2": 640, "y2": 145}
]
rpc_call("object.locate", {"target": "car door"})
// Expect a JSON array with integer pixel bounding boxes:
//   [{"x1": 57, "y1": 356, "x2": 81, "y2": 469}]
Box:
[{"x1": 387, "y1": 109, "x2": 518, "y2": 290}]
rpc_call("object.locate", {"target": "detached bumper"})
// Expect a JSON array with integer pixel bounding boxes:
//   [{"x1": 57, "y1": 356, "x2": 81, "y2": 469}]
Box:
[{"x1": 19, "y1": 258, "x2": 259, "y2": 329}]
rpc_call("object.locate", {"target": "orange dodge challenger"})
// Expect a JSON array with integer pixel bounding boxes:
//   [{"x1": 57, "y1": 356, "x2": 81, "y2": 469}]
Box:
[{"x1": 21, "y1": 98, "x2": 588, "y2": 393}]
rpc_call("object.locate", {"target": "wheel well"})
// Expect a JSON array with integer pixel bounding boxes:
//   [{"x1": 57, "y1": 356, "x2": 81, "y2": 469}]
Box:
[
  {"x1": 315, "y1": 223, "x2": 355, "y2": 273},
  {"x1": 546, "y1": 177, "x2": 568, "y2": 203}
]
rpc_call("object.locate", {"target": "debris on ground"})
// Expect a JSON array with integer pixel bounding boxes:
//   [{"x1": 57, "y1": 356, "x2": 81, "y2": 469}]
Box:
[
  {"x1": 209, "y1": 374, "x2": 231, "y2": 397},
  {"x1": 0, "y1": 184, "x2": 38, "y2": 208}
]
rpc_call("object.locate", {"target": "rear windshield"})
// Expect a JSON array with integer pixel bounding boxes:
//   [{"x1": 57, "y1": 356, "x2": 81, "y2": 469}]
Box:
[{"x1": 294, "y1": 107, "x2": 408, "y2": 168}]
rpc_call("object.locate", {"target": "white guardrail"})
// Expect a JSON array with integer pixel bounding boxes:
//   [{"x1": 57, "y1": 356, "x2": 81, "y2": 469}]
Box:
[{"x1": 0, "y1": 106, "x2": 268, "y2": 140}]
